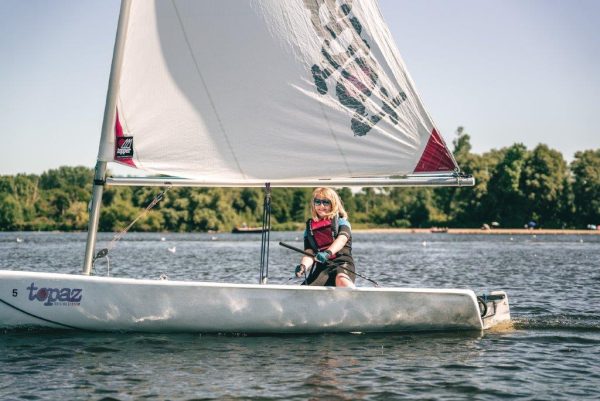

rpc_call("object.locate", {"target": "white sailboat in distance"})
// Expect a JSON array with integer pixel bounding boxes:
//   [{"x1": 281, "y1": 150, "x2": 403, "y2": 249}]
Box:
[{"x1": 0, "y1": 0, "x2": 509, "y2": 333}]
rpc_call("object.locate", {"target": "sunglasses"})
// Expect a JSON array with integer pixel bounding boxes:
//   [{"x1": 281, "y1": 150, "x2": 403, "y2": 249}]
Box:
[{"x1": 313, "y1": 198, "x2": 332, "y2": 206}]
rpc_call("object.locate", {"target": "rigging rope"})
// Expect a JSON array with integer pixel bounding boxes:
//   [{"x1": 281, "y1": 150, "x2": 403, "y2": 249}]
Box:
[
  {"x1": 92, "y1": 186, "x2": 172, "y2": 270},
  {"x1": 259, "y1": 183, "x2": 272, "y2": 284}
]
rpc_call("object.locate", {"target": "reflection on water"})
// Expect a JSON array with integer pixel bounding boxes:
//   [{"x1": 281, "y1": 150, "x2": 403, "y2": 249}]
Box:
[{"x1": 1, "y1": 232, "x2": 600, "y2": 400}]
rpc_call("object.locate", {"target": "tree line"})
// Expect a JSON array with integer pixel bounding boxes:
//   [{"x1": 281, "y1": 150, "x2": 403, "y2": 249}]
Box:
[{"x1": 1, "y1": 129, "x2": 599, "y2": 232}]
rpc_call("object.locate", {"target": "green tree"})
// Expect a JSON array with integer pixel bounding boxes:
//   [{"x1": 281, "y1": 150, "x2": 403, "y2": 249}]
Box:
[
  {"x1": 291, "y1": 189, "x2": 311, "y2": 222},
  {"x1": 383, "y1": 187, "x2": 444, "y2": 228},
  {"x1": 485, "y1": 144, "x2": 530, "y2": 227},
  {"x1": 271, "y1": 188, "x2": 294, "y2": 226},
  {"x1": 39, "y1": 166, "x2": 92, "y2": 190},
  {"x1": 100, "y1": 200, "x2": 138, "y2": 232},
  {"x1": 192, "y1": 208, "x2": 221, "y2": 231},
  {"x1": 100, "y1": 187, "x2": 136, "y2": 232},
  {"x1": 136, "y1": 210, "x2": 165, "y2": 231},
  {"x1": 571, "y1": 149, "x2": 600, "y2": 226},
  {"x1": 0, "y1": 194, "x2": 24, "y2": 230},
  {"x1": 62, "y1": 201, "x2": 89, "y2": 231},
  {"x1": 337, "y1": 187, "x2": 356, "y2": 217},
  {"x1": 520, "y1": 144, "x2": 570, "y2": 228}
]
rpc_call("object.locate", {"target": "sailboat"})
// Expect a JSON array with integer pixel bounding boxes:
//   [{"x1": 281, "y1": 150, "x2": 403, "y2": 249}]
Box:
[{"x1": 0, "y1": 0, "x2": 509, "y2": 333}]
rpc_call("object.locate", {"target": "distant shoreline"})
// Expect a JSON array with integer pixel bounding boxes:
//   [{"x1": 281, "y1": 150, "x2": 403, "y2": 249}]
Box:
[{"x1": 353, "y1": 228, "x2": 600, "y2": 235}]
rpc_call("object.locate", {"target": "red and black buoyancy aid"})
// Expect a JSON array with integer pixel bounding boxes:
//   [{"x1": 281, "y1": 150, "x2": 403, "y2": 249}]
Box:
[{"x1": 306, "y1": 215, "x2": 339, "y2": 253}]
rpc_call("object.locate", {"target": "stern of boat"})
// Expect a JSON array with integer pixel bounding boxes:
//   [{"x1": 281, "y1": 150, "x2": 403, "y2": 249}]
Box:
[{"x1": 479, "y1": 291, "x2": 511, "y2": 330}]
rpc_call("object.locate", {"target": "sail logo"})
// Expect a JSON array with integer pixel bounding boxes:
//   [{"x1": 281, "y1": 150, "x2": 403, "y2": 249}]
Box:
[
  {"x1": 27, "y1": 282, "x2": 82, "y2": 306},
  {"x1": 116, "y1": 136, "x2": 134, "y2": 159},
  {"x1": 304, "y1": 0, "x2": 406, "y2": 136}
]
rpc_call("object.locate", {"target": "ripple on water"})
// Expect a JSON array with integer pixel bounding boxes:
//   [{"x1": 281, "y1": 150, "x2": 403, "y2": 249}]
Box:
[{"x1": 82, "y1": 346, "x2": 121, "y2": 354}]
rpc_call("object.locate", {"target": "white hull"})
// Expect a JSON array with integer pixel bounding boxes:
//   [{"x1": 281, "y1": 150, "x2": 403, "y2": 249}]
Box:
[{"x1": 0, "y1": 270, "x2": 509, "y2": 333}]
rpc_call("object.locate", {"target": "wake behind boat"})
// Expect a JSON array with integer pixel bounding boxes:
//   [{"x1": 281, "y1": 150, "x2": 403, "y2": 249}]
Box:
[{"x1": 0, "y1": 0, "x2": 509, "y2": 333}]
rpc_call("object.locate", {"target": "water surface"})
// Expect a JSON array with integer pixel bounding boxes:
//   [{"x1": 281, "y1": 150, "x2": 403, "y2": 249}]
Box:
[{"x1": 1, "y1": 232, "x2": 599, "y2": 400}]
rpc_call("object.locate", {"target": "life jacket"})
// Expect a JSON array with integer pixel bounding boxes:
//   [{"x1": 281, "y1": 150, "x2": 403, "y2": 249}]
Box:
[{"x1": 306, "y1": 215, "x2": 339, "y2": 252}]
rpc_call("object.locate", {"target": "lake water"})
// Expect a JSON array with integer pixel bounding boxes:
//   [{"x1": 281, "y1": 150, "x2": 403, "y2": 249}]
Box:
[{"x1": 1, "y1": 232, "x2": 599, "y2": 400}]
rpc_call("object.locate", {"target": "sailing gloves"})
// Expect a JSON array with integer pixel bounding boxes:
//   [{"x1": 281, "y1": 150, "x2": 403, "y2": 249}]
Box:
[
  {"x1": 315, "y1": 250, "x2": 332, "y2": 263},
  {"x1": 295, "y1": 250, "x2": 332, "y2": 278}
]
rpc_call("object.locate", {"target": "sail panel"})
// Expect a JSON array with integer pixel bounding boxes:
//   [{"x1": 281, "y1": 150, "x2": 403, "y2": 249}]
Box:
[
  {"x1": 413, "y1": 129, "x2": 457, "y2": 173},
  {"x1": 98, "y1": 0, "x2": 458, "y2": 182}
]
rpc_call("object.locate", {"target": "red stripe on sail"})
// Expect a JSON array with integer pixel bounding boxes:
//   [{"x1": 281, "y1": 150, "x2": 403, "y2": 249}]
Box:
[
  {"x1": 413, "y1": 129, "x2": 456, "y2": 173},
  {"x1": 114, "y1": 109, "x2": 136, "y2": 168}
]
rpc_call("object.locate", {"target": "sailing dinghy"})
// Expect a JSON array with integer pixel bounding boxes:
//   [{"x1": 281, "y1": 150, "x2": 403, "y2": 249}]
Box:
[{"x1": 0, "y1": 0, "x2": 510, "y2": 333}]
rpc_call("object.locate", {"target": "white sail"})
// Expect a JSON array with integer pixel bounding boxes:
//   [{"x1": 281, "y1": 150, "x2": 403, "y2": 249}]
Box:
[{"x1": 98, "y1": 0, "x2": 457, "y2": 183}]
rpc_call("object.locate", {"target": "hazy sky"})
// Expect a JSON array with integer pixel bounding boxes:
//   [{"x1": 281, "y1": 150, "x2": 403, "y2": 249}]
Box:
[{"x1": 1, "y1": 0, "x2": 598, "y2": 175}]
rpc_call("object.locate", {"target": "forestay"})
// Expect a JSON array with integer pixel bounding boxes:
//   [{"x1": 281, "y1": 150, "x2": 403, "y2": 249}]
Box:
[{"x1": 98, "y1": 0, "x2": 458, "y2": 184}]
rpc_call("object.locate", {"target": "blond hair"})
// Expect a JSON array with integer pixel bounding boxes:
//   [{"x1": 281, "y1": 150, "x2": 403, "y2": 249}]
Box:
[{"x1": 310, "y1": 187, "x2": 348, "y2": 220}]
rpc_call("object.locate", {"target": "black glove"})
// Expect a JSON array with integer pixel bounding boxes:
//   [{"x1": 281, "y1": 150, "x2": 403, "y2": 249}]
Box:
[{"x1": 295, "y1": 264, "x2": 307, "y2": 278}]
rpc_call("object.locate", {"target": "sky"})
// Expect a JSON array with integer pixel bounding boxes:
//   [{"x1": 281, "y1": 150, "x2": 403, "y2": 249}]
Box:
[{"x1": 1, "y1": 0, "x2": 598, "y2": 175}]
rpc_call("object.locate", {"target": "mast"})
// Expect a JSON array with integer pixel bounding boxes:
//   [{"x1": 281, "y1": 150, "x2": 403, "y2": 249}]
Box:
[{"x1": 83, "y1": 0, "x2": 132, "y2": 275}]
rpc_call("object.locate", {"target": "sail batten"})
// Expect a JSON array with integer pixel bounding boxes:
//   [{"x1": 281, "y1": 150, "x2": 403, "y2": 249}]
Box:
[{"x1": 98, "y1": 0, "x2": 461, "y2": 185}]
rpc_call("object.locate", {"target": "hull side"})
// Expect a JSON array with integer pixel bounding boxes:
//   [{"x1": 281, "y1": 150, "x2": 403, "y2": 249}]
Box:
[{"x1": 0, "y1": 270, "x2": 485, "y2": 333}]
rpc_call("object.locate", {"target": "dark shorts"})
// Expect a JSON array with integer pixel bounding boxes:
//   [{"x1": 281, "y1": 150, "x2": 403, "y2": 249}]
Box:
[{"x1": 304, "y1": 255, "x2": 355, "y2": 286}]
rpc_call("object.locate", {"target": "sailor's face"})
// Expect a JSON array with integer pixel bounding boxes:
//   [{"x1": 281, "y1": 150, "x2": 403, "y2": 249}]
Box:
[{"x1": 314, "y1": 197, "x2": 332, "y2": 218}]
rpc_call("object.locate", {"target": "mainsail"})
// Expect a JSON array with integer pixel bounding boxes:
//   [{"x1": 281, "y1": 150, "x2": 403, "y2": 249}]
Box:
[{"x1": 97, "y1": 0, "x2": 458, "y2": 184}]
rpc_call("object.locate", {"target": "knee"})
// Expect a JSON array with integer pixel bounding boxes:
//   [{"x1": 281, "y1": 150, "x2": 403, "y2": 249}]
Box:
[{"x1": 336, "y1": 273, "x2": 355, "y2": 288}]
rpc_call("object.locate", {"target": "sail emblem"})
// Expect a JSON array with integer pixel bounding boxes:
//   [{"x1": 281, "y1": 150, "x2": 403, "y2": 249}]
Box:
[
  {"x1": 115, "y1": 136, "x2": 134, "y2": 159},
  {"x1": 113, "y1": 109, "x2": 136, "y2": 167},
  {"x1": 305, "y1": 0, "x2": 406, "y2": 136}
]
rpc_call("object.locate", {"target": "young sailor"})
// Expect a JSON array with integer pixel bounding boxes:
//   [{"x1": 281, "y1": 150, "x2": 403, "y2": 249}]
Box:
[{"x1": 296, "y1": 187, "x2": 356, "y2": 287}]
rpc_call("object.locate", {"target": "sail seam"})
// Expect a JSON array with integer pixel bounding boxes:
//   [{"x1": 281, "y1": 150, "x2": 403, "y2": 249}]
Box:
[
  {"x1": 170, "y1": 0, "x2": 247, "y2": 180},
  {"x1": 318, "y1": 103, "x2": 353, "y2": 176}
]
